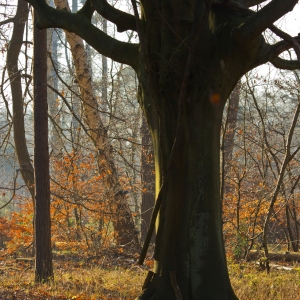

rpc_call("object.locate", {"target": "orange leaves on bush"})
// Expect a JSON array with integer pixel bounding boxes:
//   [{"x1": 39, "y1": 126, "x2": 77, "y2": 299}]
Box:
[
  {"x1": 49, "y1": 150, "x2": 131, "y2": 253},
  {"x1": 0, "y1": 199, "x2": 33, "y2": 254},
  {"x1": 144, "y1": 258, "x2": 154, "y2": 268},
  {"x1": 2, "y1": 148, "x2": 133, "y2": 255}
]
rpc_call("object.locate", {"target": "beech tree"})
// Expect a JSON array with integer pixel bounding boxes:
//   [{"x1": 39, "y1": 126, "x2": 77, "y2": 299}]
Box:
[{"x1": 25, "y1": 0, "x2": 300, "y2": 298}]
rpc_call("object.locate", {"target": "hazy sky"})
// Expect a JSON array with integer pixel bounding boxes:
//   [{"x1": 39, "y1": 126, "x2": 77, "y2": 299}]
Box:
[{"x1": 274, "y1": 2, "x2": 300, "y2": 36}]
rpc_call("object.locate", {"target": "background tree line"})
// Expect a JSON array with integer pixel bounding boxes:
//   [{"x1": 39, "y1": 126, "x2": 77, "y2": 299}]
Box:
[{"x1": 0, "y1": 0, "x2": 300, "y2": 263}]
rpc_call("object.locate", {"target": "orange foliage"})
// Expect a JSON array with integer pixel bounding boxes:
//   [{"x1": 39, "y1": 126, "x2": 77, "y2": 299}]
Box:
[
  {"x1": 1, "y1": 150, "x2": 132, "y2": 255},
  {"x1": 0, "y1": 198, "x2": 33, "y2": 254}
]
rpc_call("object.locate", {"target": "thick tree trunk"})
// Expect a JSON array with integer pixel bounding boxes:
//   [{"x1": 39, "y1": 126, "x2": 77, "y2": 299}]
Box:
[
  {"x1": 138, "y1": 86, "x2": 237, "y2": 299},
  {"x1": 136, "y1": 3, "x2": 252, "y2": 298},
  {"x1": 34, "y1": 8, "x2": 53, "y2": 283}
]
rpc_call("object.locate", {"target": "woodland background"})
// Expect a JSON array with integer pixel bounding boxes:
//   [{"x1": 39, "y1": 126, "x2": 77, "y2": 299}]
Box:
[{"x1": 1, "y1": 0, "x2": 300, "y2": 299}]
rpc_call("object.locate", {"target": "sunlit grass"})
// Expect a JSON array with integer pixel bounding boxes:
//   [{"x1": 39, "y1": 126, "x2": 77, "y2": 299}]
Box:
[
  {"x1": 229, "y1": 261, "x2": 300, "y2": 299},
  {"x1": 0, "y1": 255, "x2": 300, "y2": 299},
  {"x1": 0, "y1": 257, "x2": 145, "y2": 299}
]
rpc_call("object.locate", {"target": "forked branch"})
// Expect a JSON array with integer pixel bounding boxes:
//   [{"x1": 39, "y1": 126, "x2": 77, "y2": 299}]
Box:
[
  {"x1": 25, "y1": 0, "x2": 138, "y2": 68},
  {"x1": 77, "y1": 0, "x2": 95, "y2": 21},
  {"x1": 242, "y1": 0, "x2": 268, "y2": 7},
  {"x1": 238, "y1": 0, "x2": 298, "y2": 40},
  {"x1": 270, "y1": 57, "x2": 300, "y2": 71},
  {"x1": 213, "y1": 0, "x2": 300, "y2": 70}
]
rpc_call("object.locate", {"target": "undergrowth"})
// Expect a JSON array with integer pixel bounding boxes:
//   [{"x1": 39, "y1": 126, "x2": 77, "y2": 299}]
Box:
[{"x1": 0, "y1": 252, "x2": 299, "y2": 299}]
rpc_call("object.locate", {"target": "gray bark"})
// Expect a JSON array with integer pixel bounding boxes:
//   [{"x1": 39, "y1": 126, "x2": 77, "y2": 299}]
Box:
[
  {"x1": 221, "y1": 83, "x2": 240, "y2": 199},
  {"x1": 47, "y1": 0, "x2": 62, "y2": 155}
]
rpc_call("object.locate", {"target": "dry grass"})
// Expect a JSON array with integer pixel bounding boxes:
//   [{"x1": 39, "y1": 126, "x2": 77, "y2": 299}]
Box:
[
  {"x1": 230, "y1": 261, "x2": 300, "y2": 300},
  {"x1": 0, "y1": 254, "x2": 146, "y2": 299},
  {"x1": 0, "y1": 254, "x2": 300, "y2": 299}
]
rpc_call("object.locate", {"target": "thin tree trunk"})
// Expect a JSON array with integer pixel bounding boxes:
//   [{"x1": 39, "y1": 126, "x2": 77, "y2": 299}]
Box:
[
  {"x1": 47, "y1": 0, "x2": 62, "y2": 155},
  {"x1": 70, "y1": 0, "x2": 81, "y2": 133},
  {"x1": 34, "y1": 6, "x2": 53, "y2": 282},
  {"x1": 54, "y1": 0, "x2": 139, "y2": 247},
  {"x1": 101, "y1": 17, "x2": 108, "y2": 123},
  {"x1": 224, "y1": 84, "x2": 240, "y2": 163},
  {"x1": 285, "y1": 204, "x2": 297, "y2": 252},
  {"x1": 6, "y1": 0, "x2": 34, "y2": 199},
  {"x1": 261, "y1": 89, "x2": 300, "y2": 257},
  {"x1": 290, "y1": 201, "x2": 299, "y2": 251},
  {"x1": 140, "y1": 117, "x2": 155, "y2": 243},
  {"x1": 221, "y1": 83, "x2": 240, "y2": 200}
]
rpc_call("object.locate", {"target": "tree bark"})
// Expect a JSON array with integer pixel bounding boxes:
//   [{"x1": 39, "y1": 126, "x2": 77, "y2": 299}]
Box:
[
  {"x1": 34, "y1": 7, "x2": 53, "y2": 283},
  {"x1": 140, "y1": 117, "x2": 155, "y2": 243},
  {"x1": 47, "y1": 0, "x2": 63, "y2": 155},
  {"x1": 101, "y1": 17, "x2": 108, "y2": 124},
  {"x1": 221, "y1": 83, "x2": 240, "y2": 202},
  {"x1": 6, "y1": 0, "x2": 34, "y2": 199},
  {"x1": 138, "y1": 85, "x2": 238, "y2": 299},
  {"x1": 136, "y1": 2, "x2": 255, "y2": 298}
]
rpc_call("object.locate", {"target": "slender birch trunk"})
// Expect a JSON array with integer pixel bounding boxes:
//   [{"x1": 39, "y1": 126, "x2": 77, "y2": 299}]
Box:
[
  {"x1": 54, "y1": 0, "x2": 139, "y2": 247},
  {"x1": 47, "y1": 0, "x2": 63, "y2": 155}
]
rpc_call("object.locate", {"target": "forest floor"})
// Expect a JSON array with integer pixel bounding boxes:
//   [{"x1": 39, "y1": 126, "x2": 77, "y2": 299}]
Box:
[{"x1": 0, "y1": 249, "x2": 300, "y2": 299}]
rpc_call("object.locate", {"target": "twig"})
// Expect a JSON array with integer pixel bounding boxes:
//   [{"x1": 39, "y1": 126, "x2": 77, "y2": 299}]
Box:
[{"x1": 0, "y1": 170, "x2": 19, "y2": 210}]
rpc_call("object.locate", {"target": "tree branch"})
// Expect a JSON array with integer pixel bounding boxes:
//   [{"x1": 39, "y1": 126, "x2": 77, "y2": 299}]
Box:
[
  {"x1": 90, "y1": 0, "x2": 137, "y2": 32},
  {"x1": 270, "y1": 57, "x2": 300, "y2": 70},
  {"x1": 269, "y1": 27, "x2": 300, "y2": 62},
  {"x1": 213, "y1": 1, "x2": 298, "y2": 44},
  {"x1": 242, "y1": 0, "x2": 268, "y2": 7},
  {"x1": 271, "y1": 36, "x2": 300, "y2": 57},
  {"x1": 77, "y1": 0, "x2": 95, "y2": 21},
  {"x1": 212, "y1": 1, "x2": 300, "y2": 68},
  {"x1": 0, "y1": 17, "x2": 15, "y2": 26},
  {"x1": 239, "y1": 0, "x2": 298, "y2": 40},
  {"x1": 25, "y1": 0, "x2": 139, "y2": 69},
  {"x1": 0, "y1": 170, "x2": 19, "y2": 210},
  {"x1": 7, "y1": 0, "x2": 34, "y2": 200}
]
